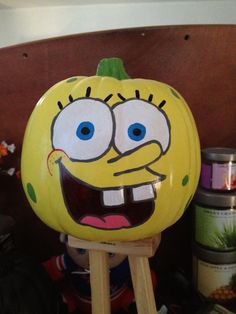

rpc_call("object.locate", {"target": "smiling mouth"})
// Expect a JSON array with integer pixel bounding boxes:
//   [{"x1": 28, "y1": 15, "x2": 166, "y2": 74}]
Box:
[{"x1": 58, "y1": 162, "x2": 162, "y2": 230}]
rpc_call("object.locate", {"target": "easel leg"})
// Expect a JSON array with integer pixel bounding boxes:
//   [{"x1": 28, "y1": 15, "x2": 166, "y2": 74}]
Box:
[
  {"x1": 89, "y1": 250, "x2": 111, "y2": 314},
  {"x1": 128, "y1": 256, "x2": 157, "y2": 314}
]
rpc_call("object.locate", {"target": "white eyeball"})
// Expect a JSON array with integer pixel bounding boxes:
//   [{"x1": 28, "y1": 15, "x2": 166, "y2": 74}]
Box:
[
  {"x1": 52, "y1": 98, "x2": 113, "y2": 161},
  {"x1": 113, "y1": 99, "x2": 170, "y2": 154}
]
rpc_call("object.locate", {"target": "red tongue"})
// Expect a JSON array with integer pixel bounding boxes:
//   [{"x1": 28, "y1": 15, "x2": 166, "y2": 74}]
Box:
[{"x1": 80, "y1": 215, "x2": 131, "y2": 229}]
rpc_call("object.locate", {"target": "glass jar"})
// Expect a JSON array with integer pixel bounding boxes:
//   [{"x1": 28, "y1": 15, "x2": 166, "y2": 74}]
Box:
[
  {"x1": 200, "y1": 147, "x2": 236, "y2": 191},
  {"x1": 194, "y1": 188, "x2": 236, "y2": 251},
  {"x1": 193, "y1": 243, "x2": 236, "y2": 304}
]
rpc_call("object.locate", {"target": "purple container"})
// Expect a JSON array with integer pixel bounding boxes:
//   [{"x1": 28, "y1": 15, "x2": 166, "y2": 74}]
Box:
[{"x1": 200, "y1": 148, "x2": 236, "y2": 191}]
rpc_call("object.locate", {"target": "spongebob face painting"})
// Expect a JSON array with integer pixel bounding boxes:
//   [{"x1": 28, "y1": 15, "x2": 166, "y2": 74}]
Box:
[{"x1": 21, "y1": 58, "x2": 200, "y2": 241}]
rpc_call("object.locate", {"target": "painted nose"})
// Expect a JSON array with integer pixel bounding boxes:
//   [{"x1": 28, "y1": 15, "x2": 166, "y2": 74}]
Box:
[{"x1": 107, "y1": 142, "x2": 162, "y2": 173}]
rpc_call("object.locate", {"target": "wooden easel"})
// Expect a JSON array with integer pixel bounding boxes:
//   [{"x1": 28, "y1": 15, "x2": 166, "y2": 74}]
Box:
[{"x1": 68, "y1": 234, "x2": 161, "y2": 314}]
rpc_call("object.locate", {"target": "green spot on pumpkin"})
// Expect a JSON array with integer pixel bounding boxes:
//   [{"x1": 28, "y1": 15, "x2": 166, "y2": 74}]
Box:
[
  {"x1": 182, "y1": 175, "x2": 189, "y2": 186},
  {"x1": 26, "y1": 183, "x2": 37, "y2": 203},
  {"x1": 66, "y1": 77, "x2": 78, "y2": 83},
  {"x1": 170, "y1": 88, "x2": 180, "y2": 99}
]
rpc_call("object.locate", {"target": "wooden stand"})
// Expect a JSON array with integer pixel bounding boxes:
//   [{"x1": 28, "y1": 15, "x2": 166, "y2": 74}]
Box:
[{"x1": 68, "y1": 234, "x2": 161, "y2": 314}]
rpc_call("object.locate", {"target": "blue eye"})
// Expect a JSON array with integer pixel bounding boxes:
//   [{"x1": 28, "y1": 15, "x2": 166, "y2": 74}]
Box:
[
  {"x1": 128, "y1": 123, "x2": 146, "y2": 141},
  {"x1": 76, "y1": 121, "x2": 94, "y2": 140}
]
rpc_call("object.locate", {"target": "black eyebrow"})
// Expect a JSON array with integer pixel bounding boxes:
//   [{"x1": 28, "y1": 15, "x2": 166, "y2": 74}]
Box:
[
  {"x1": 86, "y1": 86, "x2": 91, "y2": 97},
  {"x1": 57, "y1": 101, "x2": 63, "y2": 110},
  {"x1": 117, "y1": 93, "x2": 126, "y2": 101},
  {"x1": 135, "y1": 90, "x2": 140, "y2": 99},
  {"x1": 148, "y1": 94, "x2": 153, "y2": 102},
  {"x1": 69, "y1": 94, "x2": 73, "y2": 102},
  {"x1": 159, "y1": 100, "x2": 166, "y2": 108},
  {"x1": 104, "y1": 94, "x2": 113, "y2": 102}
]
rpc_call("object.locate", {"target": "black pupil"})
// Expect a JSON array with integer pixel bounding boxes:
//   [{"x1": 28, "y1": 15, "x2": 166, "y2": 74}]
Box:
[
  {"x1": 81, "y1": 127, "x2": 90, "y2": 135},
  {"x1": 133, "y1": 128, "x2": 142, "y2": 136}
]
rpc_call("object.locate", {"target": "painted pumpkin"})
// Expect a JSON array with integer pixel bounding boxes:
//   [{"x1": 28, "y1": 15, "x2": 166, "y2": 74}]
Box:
[{"x1": 21, "y1": 58, "x2": 200, "y2": 241}]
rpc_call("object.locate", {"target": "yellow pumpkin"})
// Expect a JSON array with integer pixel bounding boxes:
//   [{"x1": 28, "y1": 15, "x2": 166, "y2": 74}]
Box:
[{"x1": 21, "y1": 58, "x2": 200, "y2": 241}]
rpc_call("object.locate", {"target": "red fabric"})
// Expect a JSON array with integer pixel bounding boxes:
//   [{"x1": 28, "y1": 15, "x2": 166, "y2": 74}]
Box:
[
  {"x1": 63, "y1": 285, "x2": 134, "y2": 314},
  {"x1": 43, "y1": 256, "x2": 65, "y2": 281},
  {"x1": 43, "y1": 256, "x2": 157, "y2": 314}
]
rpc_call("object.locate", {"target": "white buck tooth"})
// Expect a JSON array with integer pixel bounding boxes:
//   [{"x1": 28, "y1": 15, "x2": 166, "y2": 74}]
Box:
[
  {"x1": 132, "y1": 184, "x2": 155, "y2": 202},
  {"x1": 102, "y1": 189, "x2": 125, "y2": 206}
]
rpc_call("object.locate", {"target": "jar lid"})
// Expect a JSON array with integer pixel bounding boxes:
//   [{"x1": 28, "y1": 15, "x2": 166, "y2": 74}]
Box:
[
  {"x1": 195, "y1": 187, "x2": 236, "y2": 207},
  {"x1": 201, "y1": 147, "x2": 236, "y2": 162},
  {"x1": 193, "y1": 242, "x2": 236, "y2": 264}
]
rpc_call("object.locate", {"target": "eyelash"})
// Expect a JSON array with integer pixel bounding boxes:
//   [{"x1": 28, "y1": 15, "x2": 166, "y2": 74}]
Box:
[{"x1": 57, "y1": 87, "x2": 166, "y2": 111}]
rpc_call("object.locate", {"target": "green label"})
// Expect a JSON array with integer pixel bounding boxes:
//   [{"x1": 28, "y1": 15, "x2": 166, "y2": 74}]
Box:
[{"x1": 195, "y1": 205, "x2": 236, "y2": 250}]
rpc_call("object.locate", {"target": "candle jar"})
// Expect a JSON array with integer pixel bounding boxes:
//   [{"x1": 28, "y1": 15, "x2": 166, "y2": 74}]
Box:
[
  {"x1": 200, "y1": 147, "x2": 236, "y2": 191},
  {"x1": 193, "y1": 243, "x2": 236, "y2": 304},
  {"x1": 194, "y1": 188, "x2": 236, "y2": 251}
]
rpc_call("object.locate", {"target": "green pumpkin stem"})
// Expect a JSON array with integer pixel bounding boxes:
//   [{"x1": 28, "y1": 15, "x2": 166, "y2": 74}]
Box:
[{"x1": 96, "y1": 58, "x2": 130, "y2": 80}]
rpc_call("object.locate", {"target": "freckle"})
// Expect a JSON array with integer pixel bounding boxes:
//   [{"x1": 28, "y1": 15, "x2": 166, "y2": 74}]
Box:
[
  {"x1": 26, "y1": 182, "x2": 37, "y2": 203},
  {"x1": 182, "y1": 175, "x2": 189, "y2": 186},
  {"x1": 66, "y1": 77, "x2": 78, "y2": 83},
  {"x1": 170, "y1": 88, "x2": 180, "y2": 99}
]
